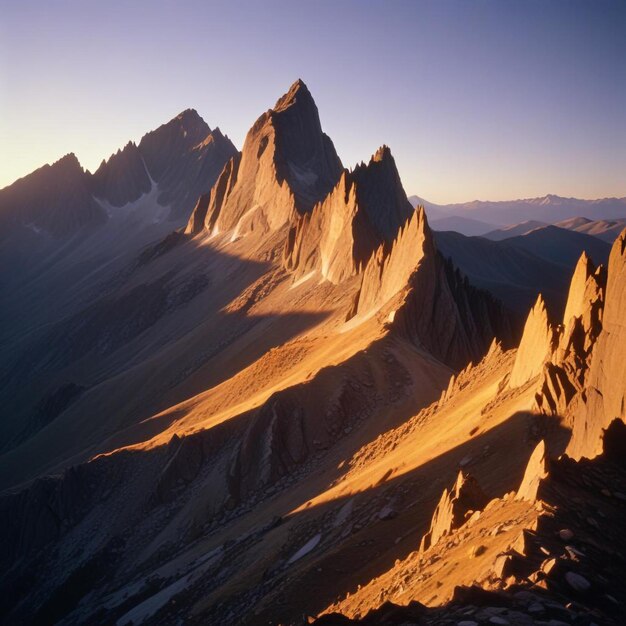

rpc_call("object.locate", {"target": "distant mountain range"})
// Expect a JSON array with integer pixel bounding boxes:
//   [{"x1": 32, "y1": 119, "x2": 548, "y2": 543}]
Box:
[{"x1": 409, "y1": 194, "x2": 626, "y2": 238}]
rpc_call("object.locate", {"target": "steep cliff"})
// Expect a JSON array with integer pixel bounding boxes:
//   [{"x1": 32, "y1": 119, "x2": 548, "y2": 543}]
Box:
[{"x1": 186, "y1": 79, "x2": 342, "y2": 238}]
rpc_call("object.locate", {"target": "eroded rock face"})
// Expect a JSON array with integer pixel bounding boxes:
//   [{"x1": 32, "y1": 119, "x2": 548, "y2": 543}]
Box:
[
  {"x1": 184, "y1": 193, "x2": 211, "y2": 235},
  {"x1": 509, "y1": 296, "x2": 556, "y2": 389},
  {"x1": 348, "y1": 207, "x2": 514, "y2": 369},
  {"x1": 356, "y1": 207, "x2": 433, "y2": 315},
  {"x1": 533, "y1": 253, "x2": 606, "y2": 417},
  {"x1": 185, "y1": 153, "x2": 242, "y2": 234},
  {"x1": 419, "y1": 471, "x2": 488, "y2": 552},
  {"x1": 567, "y1": 229, "x2": 626, "y2": 459},
  {"x1": 524, "y1": 230, "x2": 625, "y2": 460},
  {"x1": 191, "y1": 80, "x2": 342, "y2": 239},
  {"x1": 283, "y1": 147, "x2": 412, "y2": 284},
  {"x1": 516, "y1": 440, "x2": 549, "y2": 501}
]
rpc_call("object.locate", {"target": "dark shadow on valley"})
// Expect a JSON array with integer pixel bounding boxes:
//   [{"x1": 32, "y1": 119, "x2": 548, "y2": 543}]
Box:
[
  {"x1": 0, "y1": 397, "x2": 572, "y2": 624},
  {"x1": 0, "y1": 232, "x2": 330, "y2": 489}
]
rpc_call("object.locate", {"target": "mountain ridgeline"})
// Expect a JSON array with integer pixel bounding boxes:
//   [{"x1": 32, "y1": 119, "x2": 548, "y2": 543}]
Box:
[
  {"x1": 0, "y1": 80, "x2": 624, "y2": 625},
  {"x1": 0, "y1": 109, "x2": 237, "y2": 241}
]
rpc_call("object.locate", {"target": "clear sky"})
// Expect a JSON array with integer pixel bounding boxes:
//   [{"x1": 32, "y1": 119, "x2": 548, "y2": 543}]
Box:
[{"x1": 1, "y1": 0, "x2": 625, "y2": 203}]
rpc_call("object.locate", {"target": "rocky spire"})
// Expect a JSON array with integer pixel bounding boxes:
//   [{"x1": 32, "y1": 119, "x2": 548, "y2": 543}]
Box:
[
  {"x1": 351, "y1": 206, "x2": 514, "y2": 369},
  {"x1": 355, "y1": 206, "x2": 433, "y2": 315},
  {"x1": 419, "y1": 471, "x2": 488, "y2": 552},
  {"x1": 189, "y1": 80, "x2": 342, "y2": 240},
  {"x1": 567, "y1": 228, "x2": 626, "y2": 458},
  {"x1": 562, "y1": 252, "x2": 595, "y2": 328},
  {"x1": 283, "y1": 146, "x2": 413, "y2": 284},
  {"x1": 516, "y1": 440, "x2": 549, "y2": 501},
  {"x1": 349, "y1": 145, "x2": 413, "y2": 241},
  {"x1": 508, "y1": 295, "x2": 556, "y2": 388}
]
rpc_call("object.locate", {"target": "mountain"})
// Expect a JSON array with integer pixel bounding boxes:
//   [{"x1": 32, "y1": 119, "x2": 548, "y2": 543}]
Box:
[
  {"x1": 438, "y1": 194, "x2": 626, "y2": 226},
  {"x1": 407, "y1": 194, "x2": 452, "y2": 222},
  {"x1": 0, "y1": 153, "x2": 106, "y2": 239},
  {"x1": 433, "y1": 227, "x2": 610, "y2": 316},
  {"x1": 91, "y1": 140, "x2": 153, "y2": 207},
  {"x1": 2, "y1": 80, "x2": 624, "y2": 626},
  {"x1": 135, "y1": 110, "x2": 237, "y2": 220},
  {"x1": 408, "y1": 194, "x2": 626, "y2": 227},
  {"x1": 0, "y1": 80, "x2": 520, "y2": 625},
  {"x1": 284, "y1": 146, "x2": 412, "y2": 284},
  {"x1": 315, "y1": 227, "x2": 626, "y2": 626},
  {"x1": 503, "y1": 225, "x2": 611, "y2": 268},
  {"x1": 185, "y1": 79, "x2": 342, "y2": 237},
  {"x1": 429, "y1": 215, "x2": 497, "y2": 236},
  {"x1": 483, "y1": 219, "x2": 548, "y2": 240},
  {"x1": 433, "y1": 230, "x2": 572, "y2": 315},
  {"x1": 485, "y1": 216, "x2": 626, "y2": 244},
  {"x1": 555, "y1": 216, "x2": 626, "y2": 243},
  {"x1": 0, "y1": 112, "x2": 237, "y2": 456},
  {"x1": 0, "y1": 111, "x2": 236, "y2": 243}
]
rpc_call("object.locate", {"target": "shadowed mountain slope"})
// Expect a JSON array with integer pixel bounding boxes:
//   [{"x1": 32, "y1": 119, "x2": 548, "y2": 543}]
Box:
[{"x1": 2, "y1": 81, "x2": 619, "y2": 626}]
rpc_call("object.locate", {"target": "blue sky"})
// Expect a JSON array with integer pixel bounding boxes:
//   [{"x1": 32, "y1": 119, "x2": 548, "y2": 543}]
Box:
[{"x1": 1, "y1": 0, "x2": 624, "y2": 202}]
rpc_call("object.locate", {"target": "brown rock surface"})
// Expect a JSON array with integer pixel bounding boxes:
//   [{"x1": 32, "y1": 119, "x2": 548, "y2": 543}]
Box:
[
  {"x1": 351, "y1": 208, "x2": 514, "y2": 369},
  {"x1": 509, "y1": 296, "x2": 556, "y2": 388},
  {"x1": 516, "y1": 440, "x2": 548, "y2": 501},
  {"x1": 568, "y1": 228, "x2": 626, "y2": 458},
  {"x1": 284, "y1": 146, "x2": 411, "y2": 284},
  {"x1": 195, "y1": 79, "x2": 342, "y2": 239},
  {"x1": 420, "y1": 471, "x2": 488, "y2": 552}
]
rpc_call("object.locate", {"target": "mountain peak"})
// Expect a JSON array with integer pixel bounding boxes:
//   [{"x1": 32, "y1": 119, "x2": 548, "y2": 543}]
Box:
[
  {"x1": 372, "y1": 145, "x2": 392, "y2": 163},
  {"x1": 283, "y1": 144, "x2": 412, "y2": 284},
  {"x1": 55, "y1": 152, "x2": 83, "y2": 171},
  {"x1": 273, "y1": 79, "x2": 312, "y2": 112},
  {"x1": 145, "y1": 108, "x2": 211, "y2": 144},
  {"x1": 350, "y1": 146, "x2": 413, "y2": 241},
  {"x1": 176, "y1": 107, "x2": 204, "y2": 123}
]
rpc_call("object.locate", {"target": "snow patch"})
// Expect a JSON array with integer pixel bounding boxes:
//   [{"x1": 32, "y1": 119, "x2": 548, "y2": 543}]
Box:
[
  {"x1": 287, "y1": 533, "x2": 321, "y2": 565},
  {"x1": 115, "y1": 546, "x2": 223, "y2": 625}
]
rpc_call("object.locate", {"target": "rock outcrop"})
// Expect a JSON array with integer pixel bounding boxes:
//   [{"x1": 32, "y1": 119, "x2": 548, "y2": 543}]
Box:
[
  {"x1": 516, "y1": 440, "x2": 549, "y2": 501},
  {"x1": 521, "y1": 228, "x2": 625, "y2": 461},
  {"x1": 350, "y1": 207, "x2": 515, "y2": 369},
  {"x1": 567, "y1": 229, "x2": 626, "y2": 458},
  {"x1": 355, "y1": 207, "x2": 432, "y2": 315},
  {"x1": 184, "y1": 153, "x2": 242, "y2": 235},
  {"x1": 186, "y1": 79, "x2": 342, "y2": 238},
  {"x1": 419, "y1": 471, "x2": 488, "y2": 552},
  {"x1": 509, "y1": 296, "x2": 556, "y2": 388},
  {"x1": 533, "y1": 253, "x2": 606, "y2": 416},
  {"x1": 283, "y1": 146, "x2": 412, "y2": 283}
]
